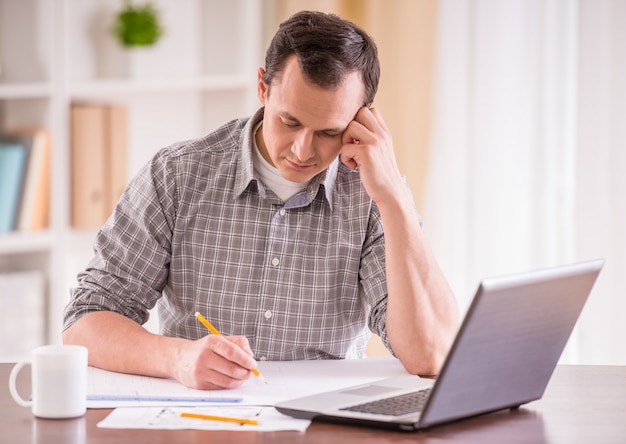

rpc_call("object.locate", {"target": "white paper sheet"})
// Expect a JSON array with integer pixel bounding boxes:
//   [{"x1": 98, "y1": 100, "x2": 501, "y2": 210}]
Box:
[
  {"x1": 87, "y1": 356, "x2": 407, "y2": 408},
  {"x1": 97, "y1": 406, "x2": 311, "y2": 432}
]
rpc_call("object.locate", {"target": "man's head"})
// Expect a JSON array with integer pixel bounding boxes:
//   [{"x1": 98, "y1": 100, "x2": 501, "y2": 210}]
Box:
[
  {"x1": 262, "y1": 10, "x2": 380, "y2": 107},
  {"x1": 256, "y1": 11, "x2": 380, "y2": 183}
]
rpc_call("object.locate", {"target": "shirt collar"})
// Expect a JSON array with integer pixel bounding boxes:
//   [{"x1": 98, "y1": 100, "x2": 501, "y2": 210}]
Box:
[
  {"x1": 311, "y1": 157, "x2": 337, "y2": 211},
  {"x1": 233, "y1": 108, "x2": 262, "y2": 198},
  {"x1": 233, "y1": 108, "x2": 338, "y2": 211}
]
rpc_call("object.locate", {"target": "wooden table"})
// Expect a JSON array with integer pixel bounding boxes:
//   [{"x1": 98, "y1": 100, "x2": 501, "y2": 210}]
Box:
[{"x1": 2, "y1": 363, "x2": 625, "y2": 443}]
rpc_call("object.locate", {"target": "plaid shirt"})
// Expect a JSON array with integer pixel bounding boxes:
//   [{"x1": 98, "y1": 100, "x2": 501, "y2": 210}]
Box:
[{"x1": 64, "y1": 108, "x2": 391, "y2": 361}]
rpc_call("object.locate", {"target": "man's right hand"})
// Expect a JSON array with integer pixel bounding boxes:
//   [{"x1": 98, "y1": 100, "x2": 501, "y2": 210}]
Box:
[{"x1": 172, "y1": 334, "x2": 258, "y2": 390}]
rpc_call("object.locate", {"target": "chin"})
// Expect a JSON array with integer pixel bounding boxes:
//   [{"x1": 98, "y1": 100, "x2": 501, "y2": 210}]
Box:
[
  {"x1": 285, "y1": 173, "x2": 314, "y2": 183},
  {"x1": 279, "y1": 167, "x2": 317, "y2": 183}
]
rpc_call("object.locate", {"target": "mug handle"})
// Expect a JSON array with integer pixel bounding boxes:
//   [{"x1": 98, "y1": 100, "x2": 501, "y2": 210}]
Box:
[{"x1": 9, "y1": 360, "x2": 32, "y2": 407}]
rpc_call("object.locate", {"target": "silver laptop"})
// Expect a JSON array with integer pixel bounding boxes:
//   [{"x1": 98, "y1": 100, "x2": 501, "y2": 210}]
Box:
[{"x1": 276, "y1": 259, "x2": 604, "y2": 431}]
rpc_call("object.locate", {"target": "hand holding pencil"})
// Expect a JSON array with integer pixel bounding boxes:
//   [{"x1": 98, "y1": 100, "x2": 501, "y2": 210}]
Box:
[
  {"x1": 195, "y1": 312, "x2": 267, "y2": 384},
  {"x1": 171, "y1": 313, "x2": 263, "y2": 390}
]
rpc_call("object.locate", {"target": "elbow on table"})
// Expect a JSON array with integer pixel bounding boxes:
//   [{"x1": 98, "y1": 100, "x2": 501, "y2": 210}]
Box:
[
  {"x1": 399, "y1": 349, "x2": 448, "y2": 377},
  {"x1": 392, "y1": 332, "x2": 454, "y2": 377}
]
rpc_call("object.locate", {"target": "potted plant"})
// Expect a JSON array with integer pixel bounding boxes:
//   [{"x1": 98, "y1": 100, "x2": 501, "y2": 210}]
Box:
[
  {"x1": 112, "y1": 0, "x2": 164, "y2": 77},
  {"x1": 113, "y1": 0, "x2": 163, "y2": 47}
]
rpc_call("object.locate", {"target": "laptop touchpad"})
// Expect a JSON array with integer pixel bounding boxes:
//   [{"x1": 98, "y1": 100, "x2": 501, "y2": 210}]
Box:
[{"x1": 341, "y1": 385, "x2": 399, "y2": 396}]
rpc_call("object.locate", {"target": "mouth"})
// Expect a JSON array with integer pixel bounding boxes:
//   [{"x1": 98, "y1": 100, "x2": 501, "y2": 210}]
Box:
[{"x1": 286, "y1": 159, "x2": 315, "y2": 171}]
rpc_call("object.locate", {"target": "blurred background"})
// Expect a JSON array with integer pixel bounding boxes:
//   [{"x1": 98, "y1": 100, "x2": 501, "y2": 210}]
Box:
[{"x1": 0, "y1": 0, "x2": 623, "y2": 365}]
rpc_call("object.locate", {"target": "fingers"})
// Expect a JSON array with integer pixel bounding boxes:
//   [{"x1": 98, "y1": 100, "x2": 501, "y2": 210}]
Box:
[
  {"x1": 343, "y1": 107, "x2": 388, "y2": 143},
  {"x1": 178, "y1": 335, "x2": 258, "y2": 390},
  {"x1": 340, "y1": 106, "x2": 390, "y2": 170},
  {"x1": 227, "y1": 335, "x2": 255, "y2": 357},
  {"x1": 211, "y1": 335, "x2": 257, "y2": 373},
  {"x1": 367, "y1": 107, "x2": 390, "y2": 132}
]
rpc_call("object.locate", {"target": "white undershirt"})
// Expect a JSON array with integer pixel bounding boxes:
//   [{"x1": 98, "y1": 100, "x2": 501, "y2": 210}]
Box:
[{"x1": 252, "y1": 124, "x2": 309, "y2": 202}]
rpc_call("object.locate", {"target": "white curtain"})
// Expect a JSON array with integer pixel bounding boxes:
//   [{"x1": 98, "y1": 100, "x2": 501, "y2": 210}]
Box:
[{"x1": 423, "y1": 0, "x2": 626, "y2": 364}]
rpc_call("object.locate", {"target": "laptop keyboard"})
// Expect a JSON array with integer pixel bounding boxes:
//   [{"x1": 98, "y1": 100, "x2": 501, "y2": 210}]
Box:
[{"x1": 339, "y1": 388, "x2": 432, "y2": 416}]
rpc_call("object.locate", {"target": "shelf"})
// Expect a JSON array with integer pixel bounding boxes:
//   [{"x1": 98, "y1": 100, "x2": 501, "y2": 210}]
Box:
[
  {"x1": 68, "y1": 74, "x2": 250, "y2": 99},
  {"x1": 0, "y1": 230, "x2": 54, "y2": 255},
  {"x1": 0, "y1": 82, "x2": 53, "y2": 99}
]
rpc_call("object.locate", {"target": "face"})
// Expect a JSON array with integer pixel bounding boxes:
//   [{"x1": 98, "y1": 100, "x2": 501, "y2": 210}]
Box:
[{"x1": 256, "y1": 56, "x2": 365, "y2": 183}]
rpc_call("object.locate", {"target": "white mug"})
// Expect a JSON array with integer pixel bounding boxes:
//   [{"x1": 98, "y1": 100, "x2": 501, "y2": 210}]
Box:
[{"x1": 9, "y1": 344, "x2": 88, "y2": 419}]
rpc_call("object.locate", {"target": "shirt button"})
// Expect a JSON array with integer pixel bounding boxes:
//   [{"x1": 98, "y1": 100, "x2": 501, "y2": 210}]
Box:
[
  {"x1": 271, "y1": 257, "x2": 280, "y2": 266},
  {"x1": 264, "y1": 310, "x2": 273, "y2": 320},
  {"x1": 279, "y1": 209, "x2": 286, "y2": 216}
]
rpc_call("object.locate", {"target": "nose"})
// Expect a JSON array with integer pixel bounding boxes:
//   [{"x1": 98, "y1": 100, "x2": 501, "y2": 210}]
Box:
[{"x1": 291, "y1": 130, "x2": 315, "y2": 162}]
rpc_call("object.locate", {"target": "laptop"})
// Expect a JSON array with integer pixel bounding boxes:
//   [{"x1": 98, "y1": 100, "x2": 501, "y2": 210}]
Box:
[{"x1": 275, "y1": 259, "x2": 604, "y2": 431}]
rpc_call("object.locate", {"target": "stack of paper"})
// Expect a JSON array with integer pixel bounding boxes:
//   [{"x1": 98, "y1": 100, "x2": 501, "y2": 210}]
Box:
[{"x1": 92, "y1": 356, "x2": 406, "y2": 432}]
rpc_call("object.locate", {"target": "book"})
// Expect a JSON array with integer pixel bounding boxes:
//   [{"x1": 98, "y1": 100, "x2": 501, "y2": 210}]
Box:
[
  {"x1": 0, "y1": 142, "x2": 28, "y2": 232},
  {"x1": 0, "y1": 132, "x2": 32, "y2": 229},
  {"x1": 70, "y1": 103, "x2": 128, "y2": 229},
  {"x1": 71, "y1": 104, "x2": 108, "y2": 229},
  {"x1": 5, "y1": 128, "x2": 52, "y2": 231},
  {"x1": 104, "y1": 105, "x2": 127, "y2": 215}
]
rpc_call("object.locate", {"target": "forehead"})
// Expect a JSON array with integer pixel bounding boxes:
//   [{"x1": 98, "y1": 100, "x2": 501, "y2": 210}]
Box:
[{"x1": 268, "y1": 57, "x2": 365, "y2": 130}]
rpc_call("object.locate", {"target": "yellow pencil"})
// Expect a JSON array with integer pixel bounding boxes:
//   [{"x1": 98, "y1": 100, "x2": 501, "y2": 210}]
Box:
[
  {"x1": 194, "y1": 312, "x2": 267, "y2": 384},
  {"x1": 181, "y1": 411, "x2": 259, "y2": 425}
]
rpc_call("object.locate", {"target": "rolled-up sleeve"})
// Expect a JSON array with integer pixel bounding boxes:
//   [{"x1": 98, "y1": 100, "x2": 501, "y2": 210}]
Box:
[
  {"x1": 359, "y1": 203, "x2": 391, "y2": 350},
  {"x1": 63, "y1": 149, "x2": 177, "y2": 330}
]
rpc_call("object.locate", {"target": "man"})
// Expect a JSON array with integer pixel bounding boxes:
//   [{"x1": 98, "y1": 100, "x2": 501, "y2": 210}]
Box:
[{"x1": 63, "y1": 11, "x2": 459, "y2": 390}]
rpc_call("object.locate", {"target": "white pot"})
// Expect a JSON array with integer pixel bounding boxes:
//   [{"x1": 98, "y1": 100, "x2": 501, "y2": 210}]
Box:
[{"x1": 119, "y1": 46, "x2": 159, "y2": 78}]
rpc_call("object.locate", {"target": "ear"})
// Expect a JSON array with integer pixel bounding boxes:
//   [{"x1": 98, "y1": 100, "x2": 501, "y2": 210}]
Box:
[{"x1": 257, "y1": 67, "x2": 268, "y2": 105}]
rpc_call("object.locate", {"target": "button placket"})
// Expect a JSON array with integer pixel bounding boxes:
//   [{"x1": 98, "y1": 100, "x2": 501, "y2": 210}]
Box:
[
  {"x1": 256, "y1": 205, "x2": 288, "y2": 358},
  {"x1": 267, "y1": 207, "x2": 287, "y2": 270}
]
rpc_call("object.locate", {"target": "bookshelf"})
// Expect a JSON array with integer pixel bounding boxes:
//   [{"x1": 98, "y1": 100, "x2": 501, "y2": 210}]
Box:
[{"x1": 0, "y1": 0, "x2": 263, "y2": 357}]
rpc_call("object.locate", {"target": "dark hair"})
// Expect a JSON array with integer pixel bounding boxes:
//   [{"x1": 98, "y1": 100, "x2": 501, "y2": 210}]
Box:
[{"x1": 262, "y1": 10, "x2": 380, "y2": 106}]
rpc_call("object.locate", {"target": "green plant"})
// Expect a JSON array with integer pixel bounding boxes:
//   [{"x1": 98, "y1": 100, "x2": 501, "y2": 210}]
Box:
[{"x1": 113, "y1": 0, "x2": 163, "y2": 47}]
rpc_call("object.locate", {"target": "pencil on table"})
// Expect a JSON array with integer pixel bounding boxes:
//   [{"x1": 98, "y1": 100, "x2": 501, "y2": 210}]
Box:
[
  {"x1": 181, "y1": 411, "x2": 259, "y2": 425},
  {"x1": 194, "y1": 312, "x2": 267, "y2": 384}
]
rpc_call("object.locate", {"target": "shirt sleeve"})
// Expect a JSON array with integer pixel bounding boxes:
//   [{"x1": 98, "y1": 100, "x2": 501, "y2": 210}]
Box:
[
  {"x1": 359, "y1": 202, "x2": 393, "y2": 352},
  {"x1": 63, "y1": 149, "x2": 177, "y2": 330}
]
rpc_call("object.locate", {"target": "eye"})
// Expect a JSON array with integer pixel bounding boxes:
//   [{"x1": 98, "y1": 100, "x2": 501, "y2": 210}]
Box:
[
  {"x1": 320, "y1": 131, "x2": 341, "y2": 138},
  {"x1": 281, "y1": 119, "x2": 300, "y2": 128}
]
